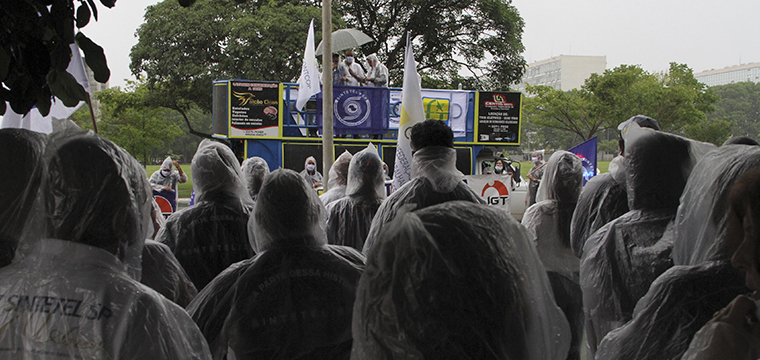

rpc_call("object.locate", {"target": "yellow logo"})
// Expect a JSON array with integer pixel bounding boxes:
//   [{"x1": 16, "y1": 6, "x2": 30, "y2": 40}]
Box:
[
  {"x1": 423, "y1": 98, "x2": 449, "y2": 121},
  {"x1": 233, "y1": 91, "x2": 257, "y2": 106}
]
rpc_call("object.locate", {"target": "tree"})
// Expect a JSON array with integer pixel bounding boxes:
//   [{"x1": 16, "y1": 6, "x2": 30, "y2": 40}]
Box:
[
  {"x1": 523, "y1": 85, "x2": 605, "y2": 141},
  {"x1": 709, "y1": 82, "x2": 760, "y2": 141},
  {"x1": 1, "y1": 0, "x2": 112, "y2": 116},
  {"x1": 523, "y1": 63, "x2": 719, "y2": 145},
  {"x1": 684, "y1": 117, "x2": 734, "y2": 146},
  {"x1": 338, "y1": 0, "x2": 526, "y2": 89},
  {"x1": 130, "y1": 0, "x2": 343, "y2": 118},
  {"x1": 95, "y1": 84, "x2": 183, "y2": 165}
]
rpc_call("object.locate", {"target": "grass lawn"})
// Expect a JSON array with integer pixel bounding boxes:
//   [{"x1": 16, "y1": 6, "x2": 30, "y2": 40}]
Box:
[
  {"x1": 145, "y1": 165, "x2": 194, "y2": 198},
  {"x1": 518, "y1": 159, "x2": 611, "y2": 178}
]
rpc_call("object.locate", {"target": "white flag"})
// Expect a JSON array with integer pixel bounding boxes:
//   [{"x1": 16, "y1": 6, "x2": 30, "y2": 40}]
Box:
[
  {"x1": 1, "y1": 43, "x2": 90, "y2": 134},
  {"x1": 296, "y1": 19, "x2": 321, "y2": 111},
  {"x1": 392, "y1": 34, "x2": 426, "y2": 191}
]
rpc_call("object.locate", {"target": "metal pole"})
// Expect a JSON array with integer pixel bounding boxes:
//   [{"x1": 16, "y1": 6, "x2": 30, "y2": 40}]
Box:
[{"x1": 321, "y1": 0, "x2": 334, "y2": 191}]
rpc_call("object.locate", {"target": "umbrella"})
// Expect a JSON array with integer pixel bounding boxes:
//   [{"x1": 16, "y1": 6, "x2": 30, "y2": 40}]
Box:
[{"x1": 316, "y1": 28, "x2": 373, "y2": 53}]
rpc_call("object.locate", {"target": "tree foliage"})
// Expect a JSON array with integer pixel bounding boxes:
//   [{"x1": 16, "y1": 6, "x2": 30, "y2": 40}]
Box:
[
  {"x1": 94, "y1": 83, "x2": 183, "y2": 165},
  {"x1": 1, "y1": 0, "x2": 112, "y2": 116},
  {"x1": 523, "y1": 63, "x2": 719, "y2": 144},
  {"x1": 709, "y1": 81, "x2": 760, "y2": 141},
  {"x1": 130, "y1": 0, "x2": 343, "y2": 116},
  {"x1": 338, "y1": 0, "x2": 526, "y2": 89}
]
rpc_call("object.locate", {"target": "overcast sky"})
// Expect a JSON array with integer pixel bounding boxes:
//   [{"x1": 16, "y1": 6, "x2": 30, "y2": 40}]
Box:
[{"x1": 85, "y1": 0, "x2": 760, "y2": 89}]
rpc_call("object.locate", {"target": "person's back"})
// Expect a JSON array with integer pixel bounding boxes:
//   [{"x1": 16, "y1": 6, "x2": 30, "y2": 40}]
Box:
[
  {"x1": 157, "y1": 139, "x2": 254, "y2": 290},
  {"x1": 188, "y1": 169, "x2": 365, "y2": 360},
  {"x1": 0, "y1": 129, "x2": 210, "y2": 359},
  {"x1": 320, "y1": 150, "x2": 352, "y2": 206},
  {"x1": 362, "y1": 120, "x2": 484, "y2": 254},
  {"x1": 241, "y1": 156, "x2": 270, "y2": 202},
  {"x1": 580, "y1": 125, "x2": 716, "y2": 355},
  {"x1": 0, "y1": 129, "x2": 45, "y2": 268},
  {"x1": 326, "y1": 144, "x2": 386, "y2": 251},
  {"x1": 352, "y1": 201, "x2": 570, "y2": 360},
  {"x1": 595, "y1": 145, "x2": 760, "y2": 360}
]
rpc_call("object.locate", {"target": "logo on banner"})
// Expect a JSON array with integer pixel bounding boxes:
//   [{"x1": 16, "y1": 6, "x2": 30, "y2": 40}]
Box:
[
  {"x1": 576, "y1": 154, "x2": 596, "y2": 181},
  {"x1": 481, "y1": 180, "x2": 510, "y2": 205},
  {"x1": 484, "y1": 94, "x2": 515, "y2": 109},
  {"x1": 334, "y1": 89, "x2": 371, "y2": 127},
  {"x1": 423, "y1": 97, "x2": 450, "y2": 121}
]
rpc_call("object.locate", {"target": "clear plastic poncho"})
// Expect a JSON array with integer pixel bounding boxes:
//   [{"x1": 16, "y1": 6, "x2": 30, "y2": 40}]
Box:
[
  {"x1": 156, "y1": 139, "x2": 254, "y2": 290},
  {"x1": 521, "y1": 151, "x2": 584, "y2": 359},
  {"x1": 140, "y1": 239, "x2": 198, "y2": 307},
  {"x1": 0, "y1": 129, "x2": 211, "y2": 359},
  {"x1": 595, "y1": 145, "x2": 760, "y2": 360},
  {"x1": 580, "y1": 126, "x2": 716, "y2": 356},
  {"x1": 149, "y1": 156, "x2": 187, "y2": 190},
  {"x1": 352, "y1": 201, "x2": 571, "y2": 360},
  {"x1": 300, "y1": 155, "x2": 323, "y2": 188},
  {"x1": 361, "y1": 146, "x2": 484, "y2": 254},
  {"x1": 241, "y1": 156, "x2": 270, "y2": 201},
  {"x1": 320, "y1": 150, "x2": 353, "y2": 206},
  {"x1": 570, "y1": 155, "x2": 629, "y2": 258},
  {"x1": 0, "y1": 129, "x2": 46, "y2": 267},
  {"x1": 325, "y1": 144, "x2": 386, "y2": 251},
  {"x1": 188, "y1": 169, "x2": 365, "y2": 360}
]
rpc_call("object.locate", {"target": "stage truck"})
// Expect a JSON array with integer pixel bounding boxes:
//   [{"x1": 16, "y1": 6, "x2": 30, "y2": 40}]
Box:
[{"x1": 212, "y1": 80, "x2": 529, "y2": 220}]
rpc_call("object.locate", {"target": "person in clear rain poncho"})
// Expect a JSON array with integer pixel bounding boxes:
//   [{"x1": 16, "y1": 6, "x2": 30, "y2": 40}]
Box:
[
  {"x1": 156, "y1": 139, "x2": 255, "y2": 290},
  {"x1": 320, "y1": 150, "x2": 353, "y2": 206},
  {"x1": 595, "y1": 144, "x2": 760, "y2": 360},
  {"x1": 0, "y1": 129, "x2": 45, "y2": 268},
  {"x1": 361, "y1": 120, "x2": 484, "y2": 254},
  {"x1": 570, "y1": 115, "x2": 660, "y2": 258},
  {"x1": 300, "y1": 155, "x2": 323, "y2": 189},
  {"x1": 681, "y1": 167, "x2": 760, "y2": 360},
  {"x1": 352, "y1": 201, "x2": 570, "y2": 360},
  {"x1": 580, "y1": 124, "x2": 716, "y2": 357},
  {"x1": 241, "y1": 156, "x2": 270, "y2": 202},
  {"x1": 325, "y1": 144, "x2": 386, "y2": 251},
  {"x1": 0, "y1": 129, "x2": 211, "y2": 359},
  {"x1": 187, "y1": 169, "x2": 365, "y2": 360},
  {"x1": 149, "y1": 156, "x2": 187, "y2": 191},
  {"x1": 522, "y1": 150, "x2": 584, "y2": 360}
]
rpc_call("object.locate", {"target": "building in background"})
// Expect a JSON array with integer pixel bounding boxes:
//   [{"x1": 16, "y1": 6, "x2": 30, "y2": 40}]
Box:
[
  {"x1": 514, "y1": 55, "x2": 607, "y2": 94},
  {"x1": 84, "y1": 59, "x2": 109, "y2": 118},
  {"x1": 694, "y1": 62, "x2": 760, "y2": 87}
]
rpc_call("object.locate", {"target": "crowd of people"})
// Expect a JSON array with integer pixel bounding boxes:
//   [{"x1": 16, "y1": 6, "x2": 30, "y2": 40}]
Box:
[
  {"x1": 332, "y1": 49, "x2": 389, "y2": 88},
  {"x1": 0, "y1": 116, "x2": 758, "y2": 360}
]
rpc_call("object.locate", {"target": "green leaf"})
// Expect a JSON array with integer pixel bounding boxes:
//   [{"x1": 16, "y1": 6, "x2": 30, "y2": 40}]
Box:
[
  {"x1": 87, "y1": 0, "x2": 98, "y2": 21},
  {"x1": 0, "y1": 101, "x2": 5, "y2": 116},
  {"x1": 76, "y1": 3, "x2": 91, "y2": 28},
  {"x1": 0, "y1": 46, "x2": 8, "y2": 81},
  {"x1": 35, "y1": 89, "x2": 52, "y2": 117},
  {"x1": 75, "y1": 33, "x2": 110, "y2": 83},
  {"x1": 178, "y1": 0, "x2": 196, "y2": 7},
  {"x1": 46, "y1": 68, "x2": 88, "y2": 107},
  {"x1": 99, "y1": 0, "x2": 115, "y2": 8}
]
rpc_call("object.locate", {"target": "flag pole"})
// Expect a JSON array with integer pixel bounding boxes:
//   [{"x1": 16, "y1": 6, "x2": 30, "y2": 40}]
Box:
[
  {"x1": 321, "y1": 0, "x2": 334, "y2": 191},
  {"x1": 86, "y1": 93, "x2": 98, "y2": 133}
]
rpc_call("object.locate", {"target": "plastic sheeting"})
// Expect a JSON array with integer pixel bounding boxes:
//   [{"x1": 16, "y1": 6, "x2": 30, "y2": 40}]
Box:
[
  {"x1": 188, "y1": 169, "x2": 365, "y2": 360},
  {"x1": 570, "y1": 156, "x2": 629, "y2": 258},
  {"x1": 352, "y1": 201, "x2": 571, "y2": 360},
  {"x1": 241, "y1": 156, "x2": 270, "y2": 201},
  {"x1": 326, "y1": 144, "x2": 386, "y2": 251},
  {"x1": 522, "y1": 151, "x2": 583, "y2": 359},
  {"x1": 156, "y1": 140, "x2": 254, "y2": 290},
  {"x1": 320, "y1": 151, "x2": 352, "y2": 205},
  {"x1": 672, "y1": 145, "x2": 760, "y2": 266},
  {"x1": 682, "y1": 319, "x2": 760, "y2": 360},
  {"x1": 593, "y1": 146, "x2": 760, "y2": 360},
  {"x1": 580, "y1": 127, "x2": 715, "y2": 356},
  {"x1": 141, "y1": 239, "x2": 198, "y2": 307},
  {"x1": 0, "y1": 129, "x2": 211, "y2": 359},
  {"x1": 149, "y1": 156, "x2": 187, "y2": 190},
  {"x1": 362, "y1": 146, "x2": 484, "y2": 254},
  {"x1": 0, "y1": 129, "x2": 45, "y2": 267},
  {"x1": 300, "y1": 155, "x2": 323, "y2": 189}
]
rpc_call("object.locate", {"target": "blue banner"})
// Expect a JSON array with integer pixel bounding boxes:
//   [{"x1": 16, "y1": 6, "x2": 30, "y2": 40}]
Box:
[
  {"x1": 317, "y1": 86, "x2": 389, "y2": 135},
  {"x1": 152, "y1": 189, "x2": 177, "y2": 214},
  {"x1": 569, "y1": 136, "x2": 597, "y2": 185}
]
